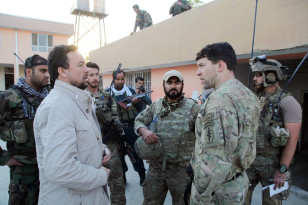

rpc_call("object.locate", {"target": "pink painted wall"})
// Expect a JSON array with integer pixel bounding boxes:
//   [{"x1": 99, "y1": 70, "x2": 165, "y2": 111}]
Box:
[
  {"x1": 150, "y1": 65, "x2": 201, "y2": 102},
  {"x1": 101, "y1": 64, "x2": 202, "y2": 103},
  {"x1": 0, "y1": 28, "x2": 71, "y2": 65}
]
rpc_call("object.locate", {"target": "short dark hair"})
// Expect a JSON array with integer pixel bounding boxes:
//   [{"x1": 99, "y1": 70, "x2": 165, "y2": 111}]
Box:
[
  {"x1": 196, "y1": 42, "x2": 237, "y2": 71},
  {"x1": 135, "y1": 76, "x2": 144, "y2": 83},
  {"x1": 86, "y1": 62, "x2": 99, "y2": 71},
  {"x1": 133, "y1": 4, "x2": 139, "y2": 9},
  {"x1": 113, "y1": 69, "x2": 125, "y2": 78},
  {"x1": 48, "y1": 45, "x2": 78, "y2": 87}
]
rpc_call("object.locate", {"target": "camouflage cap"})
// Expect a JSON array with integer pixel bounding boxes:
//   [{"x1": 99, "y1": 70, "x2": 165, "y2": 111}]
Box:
[
  {"x1": 163, "y1": 70, "x2": 184, "y2": 82},
  {"x1": 25, "y1": 54, "x2": 47, "y2": 69},
  {"x1": 134, "y1": 137, "x2": 164, "y2": 160}
]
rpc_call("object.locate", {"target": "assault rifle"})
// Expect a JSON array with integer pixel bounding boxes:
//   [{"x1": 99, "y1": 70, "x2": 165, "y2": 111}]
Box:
[{"x1": 117, "y1": 90, "x2": 153, "y2": 109}]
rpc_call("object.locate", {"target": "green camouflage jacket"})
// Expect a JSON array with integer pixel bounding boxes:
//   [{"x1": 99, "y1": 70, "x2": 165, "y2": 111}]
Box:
[
  {"x1": 134, "y1": 10, "x2": 153, "y2": 32},
  {"x1": 169, "y1": 0, "x2": 192, "y2": 16},
  {"x1": 0, "y1": 88, "x2": 43, "y2": 165},
  {"x1": 135, "y1": 96, "x2": 200, "y2": 164},
  {"x1": 190, "y1": 79, "x2": 260, "y2": 202},
  {"x1": 87, "y1": 88, "x2": 122, "y2": 143}
]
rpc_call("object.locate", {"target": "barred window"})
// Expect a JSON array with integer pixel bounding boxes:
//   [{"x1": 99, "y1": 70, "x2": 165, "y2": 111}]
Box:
[
  {"x1": 125, "y1": 70, "x2": 151, "y2": 97},
  {"x1": 32, "y1": 33, "x2": 53, "y2": 52}
]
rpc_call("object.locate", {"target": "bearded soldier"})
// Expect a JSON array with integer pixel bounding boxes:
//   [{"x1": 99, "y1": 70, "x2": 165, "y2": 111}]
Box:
[
  {"x1": 85, "y1": 62, "x2": 126, "y2": 205},
  {"x1": 0, "y1": 55, "x2": 49, "y2": 205},
  {"x1": 135, "y1": 70, "x2": 200, "y2": 205},
  {"x1": 245, "y1": 56, "x2": 302, "y2": 205}
]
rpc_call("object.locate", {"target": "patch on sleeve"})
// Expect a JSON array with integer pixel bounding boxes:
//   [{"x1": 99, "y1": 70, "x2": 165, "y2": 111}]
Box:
[{"x1": 203, "y1": 113, "x2": 214, "y2": 143}]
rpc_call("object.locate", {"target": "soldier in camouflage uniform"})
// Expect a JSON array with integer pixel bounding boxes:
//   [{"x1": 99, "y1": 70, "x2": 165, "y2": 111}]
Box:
[
  {"x1": 191, "y1": 42, "x2": 260, "y2": 204},
  {"x1": 169, "y1": 0, "x2": 192, "y2": 17},
  {"x1": 135, "y1": 70, "x2": 200, "y2": 205},
  {"x1": 245, "y1": 56, "x2": 302, "y2": 205},
  {"x1": 0, "y1": 55, "x2": 49, "y2": 205},
  {"x1": 85, "y1": 62, "x2": 126, "y2": 205},
  {"x1": 131, "y1": 4, "x2": 153, "y2": 35},
  {"x1": 110, "y1": 69, "x2": 146, "y2": 186}
]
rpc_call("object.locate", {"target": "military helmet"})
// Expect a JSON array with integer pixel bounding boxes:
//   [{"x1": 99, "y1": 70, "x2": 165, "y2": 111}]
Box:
[
  {"x1": 250, "y1": 55, "x2": 289, "y2": 86},
  {"x1": 134, "y1": 137, "x2": 164, "y2": 160}
]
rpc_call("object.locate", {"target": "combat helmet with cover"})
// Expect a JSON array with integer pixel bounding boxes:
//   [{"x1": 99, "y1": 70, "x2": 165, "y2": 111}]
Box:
[
  {"x1": 134, "y1": 137, "x2": 164, "y2": 160},
  {"x1": 250, "y1": 55, "x2": 289, "y2": 87}
]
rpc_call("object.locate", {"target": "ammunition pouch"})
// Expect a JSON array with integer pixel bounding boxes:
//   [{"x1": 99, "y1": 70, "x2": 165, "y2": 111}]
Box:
[
  {"x1": 270, "y1": 124, "x2": 289, "y2": 147},
  {"x1": 0, "y1": 120, "x2": 28, "y2": 143}
]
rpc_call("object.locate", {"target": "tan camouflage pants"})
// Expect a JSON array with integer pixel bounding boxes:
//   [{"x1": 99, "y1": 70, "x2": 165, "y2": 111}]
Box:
[
  {"x1": 190, "y1": 172, "x2": 249, "y2": 205},
  {"x1": 105, "y1": 142, "x2": 126, "y2": 205},
  {"x1": 143, "y1": 161, "x2": 191, "y2": 205},
  {"x1": 246, "y1": 153, "x2": 290, "y2": 205}
]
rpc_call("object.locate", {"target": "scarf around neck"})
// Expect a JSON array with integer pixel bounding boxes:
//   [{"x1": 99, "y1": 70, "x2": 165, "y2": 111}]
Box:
[{"x1": 16, "y1": 78, "x2": 49, "y2": 118}]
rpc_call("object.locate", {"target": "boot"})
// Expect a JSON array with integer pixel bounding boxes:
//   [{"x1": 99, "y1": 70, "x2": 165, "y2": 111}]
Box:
[{"x1": 138, "y1": 171, "x2": 146, "y2": 186}]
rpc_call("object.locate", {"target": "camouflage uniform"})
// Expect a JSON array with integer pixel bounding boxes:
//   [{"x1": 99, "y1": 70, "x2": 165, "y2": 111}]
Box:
[
  {"x1": 88, "y1": 88, "x2": 126, "y2": 205},
  {"x1": 111, "y1": 87, "x2": 146, "y2": 182},
  {"x1": 135, "y1": 96, "x2": 200, "y2": 205},
  {"x1": 0, "y1": 78, "x2": 48, "y2": 205},
  {"x1": 190, "y1": 79, "x2": 260, "y2": 205},
  {"x1": 169, "y1": 0, "x2": 192, "y2": 17},
  {"x1": 245, "y1": 87, "x2": 292, "y2": 205},
  {"x1": 134, "y1": 10, "x2": 153, "y2": 32}
]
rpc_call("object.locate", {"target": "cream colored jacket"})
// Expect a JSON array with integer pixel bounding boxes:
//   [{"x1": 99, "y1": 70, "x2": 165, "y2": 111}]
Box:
[{"x1": 34, "y1": 80, "x2": 110, "y2": 205}]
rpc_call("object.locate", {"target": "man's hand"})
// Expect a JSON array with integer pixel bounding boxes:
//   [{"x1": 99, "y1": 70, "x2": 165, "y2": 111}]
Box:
[
  {"x1": 131, "y1": 97, "x2": 140, "y2": 105},
  {"x1": 273, "y1": 170, "x2": 287, "y2": 190},
  {"x1": 100, "y1": 166, "x2": 111, "y2": 179},
  {"x1": 6, "y1": 158, "x2": 23, "y2": 167},
  {"x1": 139, "y1": 128, "x2": 159, "y2": 144},
  {"x1": 102, "y1": 149, "x2": 111, "y2": 165}
]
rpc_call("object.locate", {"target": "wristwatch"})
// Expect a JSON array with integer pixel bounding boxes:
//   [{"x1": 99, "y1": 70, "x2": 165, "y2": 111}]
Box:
[{"x1": 278, "y1": 164, "x2": 288, "y2": 174}]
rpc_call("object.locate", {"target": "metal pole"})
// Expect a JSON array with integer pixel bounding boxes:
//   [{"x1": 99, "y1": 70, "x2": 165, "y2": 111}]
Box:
[
  {"x1": 248, "y1": 0, "x2": 258, "y2": 88},
  {"x1": 99, "y1": 19, "x2": 102, "y2": 47},
  {"x1": 103, "y1": 17, "x2": 107, "y2": 45},
  {"x1": 279, "y1": 52, "x2": 308, "y2": 99},
  {"x1": 74, "y1": 14, "x2": 78, "y2": 44},
  {"x1": 14, "y1": 30, "x2": 19, "y2": 84},
  {"x1": 77, "y1": 11, "x2": 81, "y2": 46}
]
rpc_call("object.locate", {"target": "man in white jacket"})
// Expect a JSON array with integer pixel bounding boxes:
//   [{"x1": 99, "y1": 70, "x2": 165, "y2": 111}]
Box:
[{"x1": 33, "y1": 45, "x2": 111, "y2": 205}]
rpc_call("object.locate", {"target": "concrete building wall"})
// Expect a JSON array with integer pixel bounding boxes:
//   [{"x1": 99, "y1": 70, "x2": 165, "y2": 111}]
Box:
[
  {"x1": 90, "y1": 0, "x2": 308, "y2": 72},
  {"x1": 0, "y1": 15, "x2": 73, "y2": 91}
]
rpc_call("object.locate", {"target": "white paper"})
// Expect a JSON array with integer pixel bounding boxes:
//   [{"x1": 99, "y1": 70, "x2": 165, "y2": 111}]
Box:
[{"x1": 262, "y1": 183, "x2": 288, "y2": 197}]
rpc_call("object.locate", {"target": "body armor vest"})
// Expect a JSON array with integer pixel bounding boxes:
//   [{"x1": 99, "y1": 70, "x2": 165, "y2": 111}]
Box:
[
  {"x1": 153, "y1": 97, "x2": 196, "y2": 163},
  {"x1": 92, "y1": 89, "x2": 119, "y2": 143},
  {"x1": 257, "y1": 87, "x2": 291, "y2": 154},
  {"x1": 1, "y1": 88, "x2": 42, "y2": 164},
  {"x1": 112, "y1": 92, "x2": 137, "y2": 122}
]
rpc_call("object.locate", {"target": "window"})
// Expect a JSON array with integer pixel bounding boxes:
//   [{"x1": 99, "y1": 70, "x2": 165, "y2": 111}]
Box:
[
  {"x1": 125, "y1": 70, "x2": 151, "y2": 97},
  {"x1": 32, "y1": 33, "x2": 53, "y2": 52}
]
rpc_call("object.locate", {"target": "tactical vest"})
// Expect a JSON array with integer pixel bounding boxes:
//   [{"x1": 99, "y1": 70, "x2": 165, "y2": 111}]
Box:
[
  {"x1": 153, "y1": 97, "x2": 196, "y2": 164},
  {"x1": 112, "y1": 92, "x2": 137, "y2": 122},
  {"x1": 91, "y1": 89, "x2": 119, "y2": 142},
  {"x1": 0, "y1": 87, "x2": 41, "y2": 164},
  {"x1": 257, "y1": 87, "x2": 291, "y2": 154}
]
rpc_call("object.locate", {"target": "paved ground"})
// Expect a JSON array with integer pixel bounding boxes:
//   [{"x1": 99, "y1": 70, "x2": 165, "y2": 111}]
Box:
[{"x1": 1, "y1": 140, "x2": 307, "y2": 204}]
